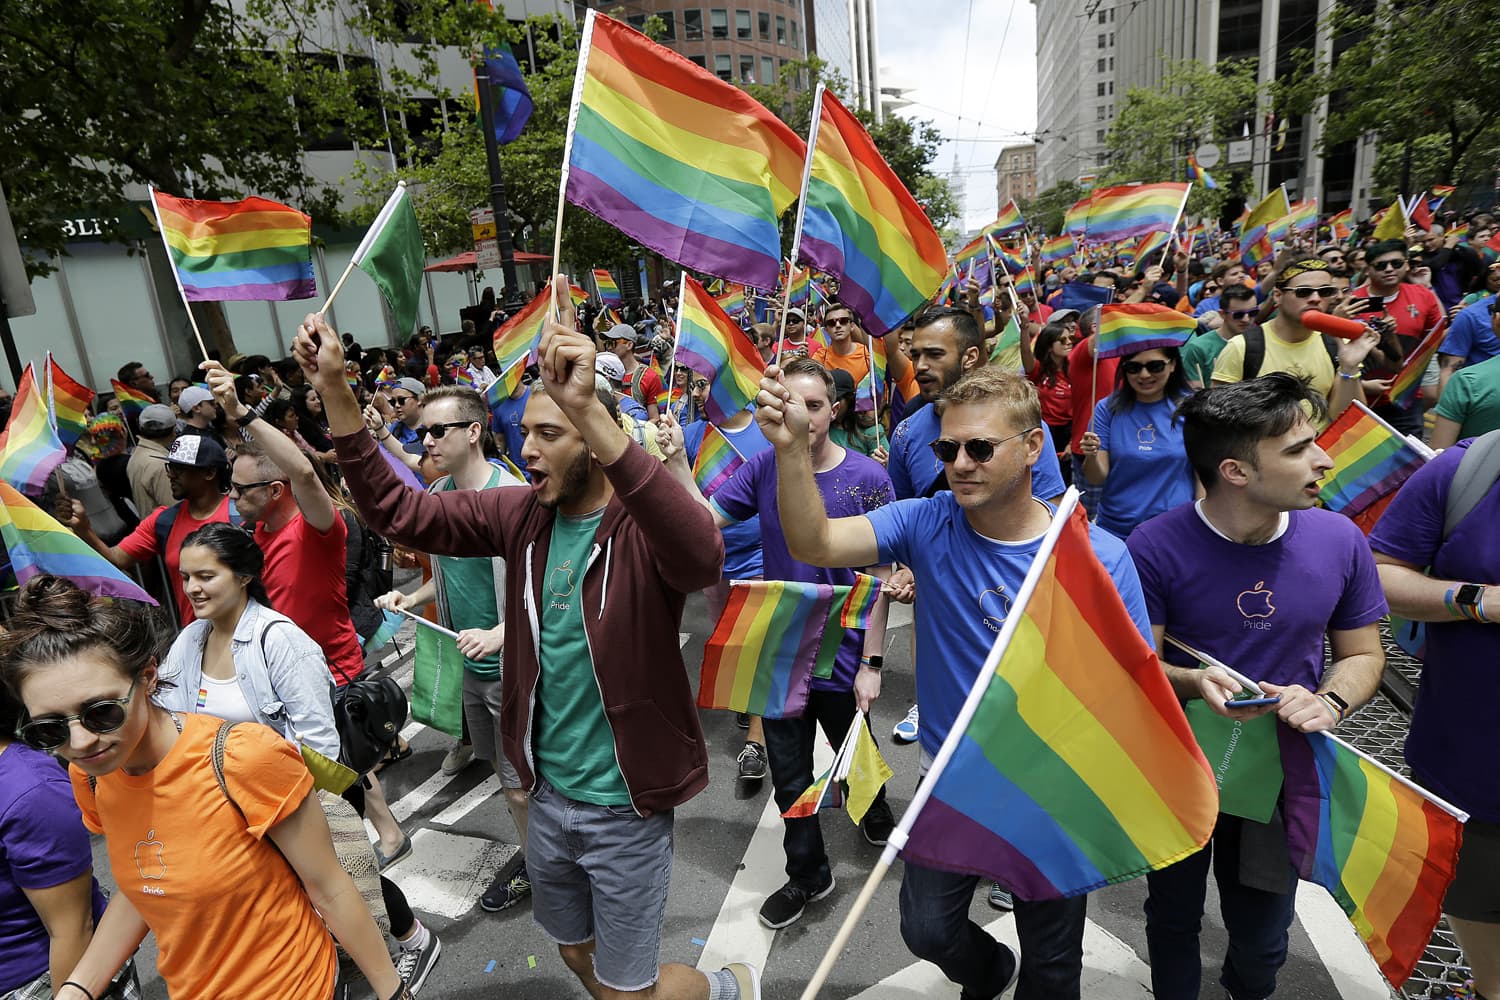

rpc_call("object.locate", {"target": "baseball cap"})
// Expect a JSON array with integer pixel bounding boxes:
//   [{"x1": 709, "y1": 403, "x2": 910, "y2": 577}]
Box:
[
  {"x1": 138, "y1": 404, "x2": 176, "y2": 434},
  {"x1": 395, "y1": 377, "x2": 426, "y2": 399},
  {"x1": 163, "y1": 435, "x2": 228, "y2": 469},
  {"x1": 829, "y1": 368, "x2": 856, "y2": 399},
  {"x1": 178, "y1": 386, "x2": 215, "y2": 412},
  {"x1": 594, "y1": 352, "x2": 626, "y2": 384},
  {"x1": 604, "y1": 323, "x2": 638, "y2": 344},
  {"x1": 785, "y1": 307, "x2": 806, "y2": 322},
  {"x1": 1049, "y1": 308, "x2": 1081, "y2": 324}
]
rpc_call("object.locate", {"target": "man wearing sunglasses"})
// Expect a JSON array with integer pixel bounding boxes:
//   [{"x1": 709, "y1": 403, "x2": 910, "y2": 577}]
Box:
[
  {"x1": 383, "y1": 377, "x2": 428, "y2": 452},
  {"x1": 760, "y1": 362, "x2": 1149, "y2": 1000},
  {"x1": 1182, "y1": 284, "x2": 1259, "y2": 390},
  {"x1": 1348, "y1": 240, "x2": 1446, "y2": 434}
]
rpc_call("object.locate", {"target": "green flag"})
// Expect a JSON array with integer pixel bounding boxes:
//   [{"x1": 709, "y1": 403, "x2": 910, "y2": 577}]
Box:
[
  {"x1": 354, "y1": 184, "x2": 425, "y2": 338},
  {"x1": 1186, "y1": 700, "x2": 1283, "y2": 823},
  {"x1": 412, "y1": 624, "x2": 465, "y2": 738}
]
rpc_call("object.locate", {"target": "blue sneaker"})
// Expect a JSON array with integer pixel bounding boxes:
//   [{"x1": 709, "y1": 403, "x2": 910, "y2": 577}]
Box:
[{"x1": 893, "y1": 705, "x2": 919, "y2": 744}]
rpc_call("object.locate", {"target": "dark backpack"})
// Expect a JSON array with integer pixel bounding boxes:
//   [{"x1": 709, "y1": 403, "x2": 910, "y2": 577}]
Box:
[
  {"x1": 341, "y1": 508, "x2": 393, "y2": 643},
  {"x1": 1240, "y1": 326, "x2": 1340, "y2": 380}
]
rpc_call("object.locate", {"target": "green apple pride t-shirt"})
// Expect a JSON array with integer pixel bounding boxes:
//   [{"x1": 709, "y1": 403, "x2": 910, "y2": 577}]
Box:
[
  {"x1": 434, "y1": 465, "x2": 512, "y2": 680},
  {"x1": 532, "y1": 508, "x2": 630, "y2": 805}
]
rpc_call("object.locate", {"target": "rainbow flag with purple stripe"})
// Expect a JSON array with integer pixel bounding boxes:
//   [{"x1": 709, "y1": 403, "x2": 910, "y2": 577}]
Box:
[
  {"x1": 1288, "y1": 198, "x2": 1319, "y2": 233},
  {"x1": 840, "y1": 571, "x2": 882, "y2": 627},
  {"x1": 677, "y1": 276, "x2": 764, "y2": 424},
  {"x1": 1094, "y1": 303, "x2": 1196, "y2": 360},
  {"x1": 0, "y1": 481, "x2": 156, "y2": 603},
  {"x1": 1315, "y1": 401, "x2": 1429, "y2": 523},
  {"x1": 0, "y1": 366, "x2": 66, "y2": 493},
  {"x1": 1074, "y1": 183, "x2": 1190, "y2": 242},
  {"x1": 991, "y1": 200, "x2": 1026, "y2": 236},
  {"x1": 786, "y1": 266, "x2": 811, "y2": 307},
  {"x1": 46, "y1": 355, "x2": 94, "y2": 451},
  {"x1": 693, "y1": 422, "x2": 744, "y2": 498},
  {"x1": 151, "y1": 191, "x2": 315, "y2": 301},
  {"x1": 450, "y1": 365, "x2": 475, "y2": 388},
  {"x1": 109, "y1": 379, "x2": 154, "y2": 417},
  {"x1": 1039, "y1": 234, "x2": 1076, "y2": 268},
  {"x1": 781, "y1": 757, "x2": 844, "y2": 818},
  {"x1": 593, "y1": 268, "x2": 622, "y2": 310},
  {"x1": 1379, "y1": 322, "x2": 1447, "y2": 411},
  {"x1": 490, "y1": 284, "x2": 587, "y2": 399}
]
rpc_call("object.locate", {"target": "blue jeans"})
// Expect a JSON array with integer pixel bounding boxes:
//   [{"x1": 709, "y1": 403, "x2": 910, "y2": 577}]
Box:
[
  {"x1": 899, "y1": 861, "x2": 1087, "y2": 1000},
  {"x1": 1070, "y1": 454, "x2": 1102, "y2": 515},
  {"x1": 1144, "y1": 817, "x2": 1299, "y2": 1000},
  {"x1": 763, "y1": 688, "x2": 885, "y2": 889}
]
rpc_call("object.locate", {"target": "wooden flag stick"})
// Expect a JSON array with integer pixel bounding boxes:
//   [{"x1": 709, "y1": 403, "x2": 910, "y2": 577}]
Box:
[{"x1": 798, "y1": 856, "x2": 893, "y2": 1000}]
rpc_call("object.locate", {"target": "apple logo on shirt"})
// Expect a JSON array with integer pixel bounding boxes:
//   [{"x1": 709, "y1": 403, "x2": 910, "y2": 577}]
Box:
[
  {"x1": 1136, "y1": 424, "x2": 1156, "y2": 449},
  {"x1": 979, "y1": 586, "x2": 1013, "y2": 633},
  {"x1": 135, "y1": 829, "x2": 167, "y2": 881},
  {"x1": 1236, "y1": 581, "x2": 1276, "y2": 620}
]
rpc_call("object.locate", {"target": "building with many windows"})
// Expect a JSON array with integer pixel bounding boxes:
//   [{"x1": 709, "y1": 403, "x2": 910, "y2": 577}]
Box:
[
  {"x1": 803, "y1": 0, "x2": 881, "y2": 120},
  {"x1": 1034, "y1": 0, "x2": 1117, "y2": 191},
  {"x1": 996, "y1": 143, "x2": 1038, "y2": 208},
  {"x1": 589, "y1": 1, "x2": 807, "y2": 86}
]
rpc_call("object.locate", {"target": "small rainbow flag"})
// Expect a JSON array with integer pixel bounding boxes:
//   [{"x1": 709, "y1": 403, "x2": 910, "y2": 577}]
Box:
[
  {"x1": 786, "y1": 265, "x2": 811, "y2": 307},
  {"x1": 1074, "y1": 183, "x2": 1190, "y2": 243},
  {"x1": 1241, "y1": 188, "x2": 1291, "y2": 268},
  {"x1": 987, "y1": 236, "x2": 1027, "y2": 277},
  {"x1": 1315, "y1": 401, "x2": 1429, "y2": 526},
  {"x1": 1428, "y1": 184, "x2": 1456, "y2": 212},
  {"x1": 1288, "y1": 198, "x2": 1319, "y2": 233},
  {"x1": 991, "y1": 199, "x2": 1027, "y2": 236},
  {"x1": 564, "y1": 11, "x2": 806, "y2": 289},
  {"x1": 781, "y1": 757, "x2": 845, "y2": 818},
  {"x1": 450, "y1": 365, "x2": 475, "y2": 388},
  {"x1": 0, "y1": 366, "x2": 66, "y2": 493},
  {"x1": 693, "y1": 422, "x2": 744, "y2": 498},
  {"x1": 715, "y1": 284, "x2": 747, "y2": 317},
  {"x1": 374, "y1": 364, "x2": 399, "y2": 387},
  {"x1": 698, "y1": 580, "x2": 853, "y2": 719},
  {"x1": 1094, "y1": 303, "x2": 1196, "y2": 360},
  {"x1": 1039, "y1": 234, "x2": 1076, "y2": 268},
  {"x1": 46, "y1": 355, "x2": 94, "y2": 450},
  {"x1": 798, "y1": 86, "x2": 947, "y2": 336},
  {"x1": 1379, "y1": 321, "x2": 1447, "y2": 411},
  {"x1": 1448, "y1": 221, "x2": 1469, "y2": 244},
  {"x1": 0, "y1": 482, "x2": 156, "y2": 603},
  {"x1": 1133, "y1": 231, "x2": 1171, "y2": 268},
  {"x1": 676, "y1": 276, "x2": 765, "y2": 424},
  {"x1": 840, "y1": 571, "x2": 882, "y2": 628},
  {"x1": 150, "y1": 191, "x2": 315, "y2": 301},
  {"x1": 593, "y1": 268, "x2": 622, "y2": 310},
  {"x1": 953, "y1": 235, "x2": 987, "y2": 272},
  {"x1": 898, "y1": 499, "x2": 1217, "y2": 898},
  {"x1": 110, "y1": 379, "x2": 155, "y2": 417},
  {"x1": 1014, "y1": 270, "x2": 1038, "y2": 299},
  {"x1": 1279, "y1": 727, "x2": 1464, "y2": 987},
  {"x1": 1185, "y1": 153, "x2": 1217, "y2": 190},
  {"x1": 1329, "y1": 208, "x2": 1353, "y2": 241},
  {"x1": 489, "y1": 285, "x2": 584, "y2": 399}
]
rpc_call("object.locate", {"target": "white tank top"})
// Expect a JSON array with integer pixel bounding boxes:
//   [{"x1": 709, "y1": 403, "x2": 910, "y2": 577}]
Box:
[{"x1": 195, "y1": 673, "x2": 255, "y2": 725}]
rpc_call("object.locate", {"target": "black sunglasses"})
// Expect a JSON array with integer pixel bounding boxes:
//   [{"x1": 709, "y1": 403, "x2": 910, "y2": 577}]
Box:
[
  {"x1": 1285, "y1": 286, "x2": 1339, "y2": 300},
  {"x1": 689, "y1": 379, "x2": 710, "y2": 390},
  {"x1": 421, "y1": 421, "x2": 478, "y2": 440},
  {"x1": 230, "y1": 478, "x2": 285, "y2": 493},
  {"x1": 1369, "y1": 259, "x2": 1406, "y2": 271},
  {"x1": 1122, "y1": 359, "x2": 1170, "y2": 375},
  {"x1": 18, "y1": 677, "x2": 139, "y2": 751},
  {"x1": 930, "y1": 427, "x2": 1037, "y2": 464},
  {"x1": 391, "y1": 394, "x2": 418, "y2": 405}
]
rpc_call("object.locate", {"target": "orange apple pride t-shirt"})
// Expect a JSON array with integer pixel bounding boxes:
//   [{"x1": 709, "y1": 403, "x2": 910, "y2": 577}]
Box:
[{"x1": 72, "y1": 713, "x2": 336, "y2": 1000}]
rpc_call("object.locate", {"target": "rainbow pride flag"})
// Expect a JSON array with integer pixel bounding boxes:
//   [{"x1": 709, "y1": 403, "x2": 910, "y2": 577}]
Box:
[
  {"x1": 715, "y1": 284, "x2": 746, "y2": 317},
  {"x1": 840, "y1": 571, "x2": 882, "y2": 628},
  {"x1": 1094, "y1": 304, "x2": 1196, "y2": 360},
  {"x1": 991, "y1": 199, "x2": 1027, "y2": 236},
  {"x1": 1240, "y1": 188, "x2": 1290, "y2": 268},
  {"x1": 1288, "y1": 198, "x2": 1319, "y2": 233},
  {"x1": 798, "y1": 86, "x2": 947, "y2": 336},
  {"x1": 987, "y1": 236, "x2": 1027, "y2": 276},
  {"x1": 1315, "y1": 401, "x2": 1429, "y2": 523},
  {"x1": 151, "y1": 191, "x2": 315, "y2": 301},
  {"x1": 1329, "y1": 208, "x2": 1353, "y2": 241},
  {"x1": 676, "y1": 276, "x2": 764, "y2": 424},
  {"x1": 0, "y1": 482, "x2": 156, "y2": 603},
  {"x1": 1279, "y1": 728, "x2": 1464, "y2": 987},
  {"x1": 693, "y1": 421, "x2": 744, "y2": 498},
  {"x1": 1039, "y1": 234, "x2": 1076, "y2": 268},
  {"x1": 1185, "y1": 153, "x2": 1217, "y2": 190},
  {"x1": 786, "y1": 266, "x2": 811, "y2": 307},
  {"x1": 1449, "y1": 221, "x2": 1469, "y2": 244},
  {"x1": 1428, "y1": 184, "x2": 1456, "y2": 210},
  {"x1": 46, "y1": 355, "x2": 94, "y2": 450},
  {"x1": 0, "y1": 366, "x2": 66, "y2": 493},
  {"x1": 109, "y1": 379, "x2": 154, "y2": 417},
  {"x1": 953, "y1": 235, "x2": 987, "y2": 273},
  {"x1": 1062, "y1": 193, "x2": 1094, "y2": 235},
  {"x1": 1073, "y1": 183, "x2": 1190, "y2": 243},
  {"x1": 1133, "y1": 231, "x2": 1171, "y2": 267},
  {"x1": 781, "y1": 757, "x2": 844, "y2": 818},
  {"x1": 564, "y1": 11, "x2": 806, "y2": 289},
  {"x1": 489, "y1": 284, "x2": 586, "y2": 399},
  {"x1": 899, "y1": 499, "x2": 1217, "y2": 898},
  {"x1": 450, "y1": 365, "x2": 475, "y2": 388},
  {"x1": 1014, "y1": 270, "x2": 1038, "y2": 299},
  {"x1": 1379, "y1": 321, "x2": 1447, "y2": 411},
  {"x1": 593, "y1": 268, "x2": 622, "y2": 310},
  {"x1": 374, "y1": 364, "x2": 399, "y2": 387}
]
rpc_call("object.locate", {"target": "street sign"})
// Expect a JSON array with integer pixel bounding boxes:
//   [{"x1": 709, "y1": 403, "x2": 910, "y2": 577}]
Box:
[
  {"x1": 1194, "y1": 143, "x2": 1221, "y2": 169},
  {"x1": 470, "y1": 207, "x2": 500, "y2": 268},
  {"x1": 471, "y1": 221, "x2": 496, "y2": 240},
  {"x1": 1227, "y1": 139, "x2": 1253, "y2": 164},
  {"x1": 475, "y1": 239, "x2": 500, "y2": 270}
]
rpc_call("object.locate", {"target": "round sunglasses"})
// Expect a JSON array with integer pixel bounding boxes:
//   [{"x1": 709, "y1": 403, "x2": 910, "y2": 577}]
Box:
[{"x1": 18, "y1": 676, "x2": 139, "y2": 751}]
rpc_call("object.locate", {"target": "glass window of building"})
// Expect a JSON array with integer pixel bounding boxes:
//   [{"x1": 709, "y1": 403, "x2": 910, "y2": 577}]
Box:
[
  {"x1": 715, "y1": 53, "x2": 733, "y2": 79},
  {"x1": 759, "y1": 11, "x2": 770, "y2": 39},
  {"x1": 684, "y1": 8, "x2": 703, "y2": 39},
  {"x1": 736, "y1": 9, "x2": 751, "y2": 39},
  {"x1": 776, "y1": 15, "x2": 786, "y2": 43},
  {"x1": 761, "y1": 55, "x2": 775, "y2": 82},
  {"x1": 789, "y1": 19, "x2": 799, "y2": 48},
  {"x1": 690, "y1": 54, "x2": 707, "y2": 68},
  {"x1": 740, "y1": 53, "x2": 754, "y2": 81},
  {"x1": 711, "y1": 9, "x2": 729, "y2": 38},
  {"x1": 657, "y1": 11, "x2": 676, "y2": 39}
]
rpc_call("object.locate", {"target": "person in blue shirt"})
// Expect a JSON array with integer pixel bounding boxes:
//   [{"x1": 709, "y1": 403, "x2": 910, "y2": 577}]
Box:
[
  {"x1": 757, "y1": 362, "x2": 1151, "y2": 1000},
  {"x1": 1438, "y1": 293, "x2": 1500, "y2": 398},
  {"x1": 1079, "y1": 345, "x2": 1197, "y2": 538}
]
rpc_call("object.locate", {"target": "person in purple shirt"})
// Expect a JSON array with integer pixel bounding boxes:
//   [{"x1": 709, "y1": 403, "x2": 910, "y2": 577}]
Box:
[
  {"x1": 1127, "y1": 374, "x2": 1387, "y2": 1000},
  {"x1": 1370, "y1": 437, "x2": 1500, "y2": 1000},
  {"x1": 0, "y1": 687, "x2": 111, "y2": 996},
  {"x1": 659, "y1": 358, "x2": 895, "y2": 932}
]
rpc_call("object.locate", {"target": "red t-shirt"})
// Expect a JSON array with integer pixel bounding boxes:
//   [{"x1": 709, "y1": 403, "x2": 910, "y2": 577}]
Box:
[
  {"x1": 1028, "y1": 303, "x2": 1054, "y2": 326},
  {"x1": 1066, "y1": 336, "x2": 1119, "y2": 454},
  {"x1": 1027, "y1": 362, "x2": 1073, "y2": 430},
  {"x1": 255, "y1": 511, "x2": 365, "y2": 686},
  {"x1": 1350, "y1": 282, "x2": 1445, "y2": 377},
  {"x1": 117, "y1": 497, "x2": 234, "y2": 626},
  {"x1": 623, "y1": 365, "x2": 665, "y2": 408}
]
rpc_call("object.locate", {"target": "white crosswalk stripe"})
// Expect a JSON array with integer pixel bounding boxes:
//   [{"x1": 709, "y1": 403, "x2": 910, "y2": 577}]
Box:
[{"x1": 384, "y1": 829, "x2": 517, "y2": 920}]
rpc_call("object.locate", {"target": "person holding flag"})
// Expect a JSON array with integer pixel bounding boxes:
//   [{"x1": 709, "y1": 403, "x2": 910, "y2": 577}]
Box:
[{"x1": 1349, "y1": 241, "x2": 1446, "y2": 434}]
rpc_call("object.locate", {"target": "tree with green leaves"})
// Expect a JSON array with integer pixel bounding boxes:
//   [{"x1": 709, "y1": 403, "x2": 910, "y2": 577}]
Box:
[{"x1": 1021, "y1": 180, "x2": 1088, "y2": 236}]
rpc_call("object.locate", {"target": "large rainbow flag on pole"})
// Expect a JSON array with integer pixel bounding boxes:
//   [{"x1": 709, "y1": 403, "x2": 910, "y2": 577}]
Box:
[
  {"x1": 0, "y1": 365, "x2": 67, "y2": 493},
  {"x1": 1093, "y1": 303, "x2": 1197, "y2": 360},
  {"x1": 46, "y1": 355, "x2": 94, "y2": 451},
  {"x1": 1315, "y1": 400, "x2": 1431, "y2": 530},
  {"x1": 150, "y1": 191, "x2": 315, "y2": 300},
  {"x1": 1279, "y1": 727, "x2": 1465, "y2": 987},
  {"x1": 1039, "y1": 234, "x2": 1077, "y2": 269},
  {"x1": 797, "y1": 85, "x2": 947, "y2": 336},
  {"x1": 1073, "y1": 183, "x2": 1191, "y2": 243},
  {"x1": 593, "y1": 268, "x2": 622, "y2": 310},
  {"x1": 562, "y1": 11, "x2": 806, "y2": 289},
  {"x1": 674, "y1": 275, "x2": 765, "y2": 424},
  {"x1": 897, "y1": 494, "x2": 1218, "y2": 898},
  {"x1": 991, "y1": 200, "x2": 1027, "y2": 237},
  {"x1": 489, "y1": 284, "x2": 589, "y2": 399},
  {"x1": 0, "y1": 482, "x2": 156, "y2": 603}
]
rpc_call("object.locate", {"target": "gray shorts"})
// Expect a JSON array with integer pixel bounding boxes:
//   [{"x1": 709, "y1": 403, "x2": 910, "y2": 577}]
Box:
[
  {"x1": 526, "y1": 779, "x2": 674, "y2": 991},
  {"x1": 461, "y1": 671, "x2": 522, "y2": 789}
]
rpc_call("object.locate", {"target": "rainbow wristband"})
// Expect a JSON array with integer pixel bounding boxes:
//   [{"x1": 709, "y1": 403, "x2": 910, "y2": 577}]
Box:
[{"x1": 1445, "y1": 586, "x2": 1462, "y2": 619}]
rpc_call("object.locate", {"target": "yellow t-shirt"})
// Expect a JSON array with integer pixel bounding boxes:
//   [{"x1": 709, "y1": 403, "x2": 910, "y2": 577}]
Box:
[{"x1": 1211, "y1": 324, "x2": 1337, "y2": 427}]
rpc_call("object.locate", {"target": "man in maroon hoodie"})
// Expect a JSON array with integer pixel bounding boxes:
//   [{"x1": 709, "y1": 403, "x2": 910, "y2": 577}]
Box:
[{"x1": 292, "y1": 277, "x2": 760, "y2": 1000}]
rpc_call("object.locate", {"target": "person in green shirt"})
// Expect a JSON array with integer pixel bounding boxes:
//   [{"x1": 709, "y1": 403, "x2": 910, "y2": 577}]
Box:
[
  {"x1": 1181, "y1": 284, "x2": 1258, "y2": 389},
  {"x1": 1432, "y1": 353, "x2": 1500, "y2": 448}
]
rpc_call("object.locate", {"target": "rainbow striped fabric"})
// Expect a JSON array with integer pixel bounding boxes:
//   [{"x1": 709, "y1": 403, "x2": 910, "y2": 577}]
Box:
[
  {"x1": 799, "y1": 86, "x2": 947, "y2": 336},
  {"x1": 1279, "y1": 728, "x2": 1464, "y2": 987},
  {"x1": 1039, "y1": 234, "x2": 1076, "y2": 268},
  {"x1": 1094, "y1": 303, "x2": 1197, "y2": 360},
  {"x1": 991, "y1": 199, "x2": 1027, "y2": 236},
  {"x1": 840, "y1": 571, "x2": 882, "y2": 627},
  {"x1": 593, "y1": 268, "x2": 622, "y2": 310},
  {"x1": 491, "y1": 289, "x2": 551, "y2": 398},
  {"x1": 693, "y1": 421, "x2": 744, "y2": 498},
  {"x1": 953, "y1": 235, "x2": 987, "y2": 273},
  {"x1": 1185, "y1": 153, "x2": 1217, "y2": 190},
  {"x1": 450, "y1": 365, "x2": 475, "y2": 388},
  {"x1": 1240, "y1": 188, "x2": 1291, "y2": 268},
  {"x1": 1133, "y1": 231, "x2": 1171, "y2": 267},
  {"x1": 1380, "y1": 322, "x2": 1447, "y2": 411},
  {"x1": 0, "y1": 482, "x2": 156, "y2": 603},
  {"x1": 1315, "y1": 401, "x2": 1428, "y2": 523},
  {"x1": 1329, "y1": 209, "x2": 1353, "y2": 240},
  {"x1": 46, "y1": 355, "x2": 94, "y2": 450},
  {"x1": 1288, "y1": 198, "x2": 1319, "y2": 233},
  {"x1": 715, "y1": 284, "x2": 746, "y2": 317},
  {"x1": 565, "y1": 11, "x2": 806, "y2": 288},
  {"x1": 781, "y1": 757, "x2": 844, "y2": 818},
  {"x1": 109, "y1": 379, "x2": 154, "y2": 417},
  {"x1": 786, "y1": 266, "x2": 811, "y2": 307},
  {"x1": 1072, "y1": 183, "x2": 1190, "y2": 243},
  {"x1": 698, "y1": 580, "x2": 850, "y2": 719},
  {"x1": 151, "y1": 191, "x2": 315, "y2": 301},
  {"x1": 374, "y1": 365, "x2": 399, "y2": 387},
  {"x1": 676, "y1": 276, "x2": 765, "y2": 424},
  {"x1": 899, "y1": 501, "x2": 1217, "y2": 898},
  {"x1": 987, "y1": 236, "x2": 1027, "y2": 277},
  {"x1": 1428, "y1": 184, "x2": 1456, "y2": 212},
  {"x1": 0, "y1": 365, "x2": 66, "y2": 493}
]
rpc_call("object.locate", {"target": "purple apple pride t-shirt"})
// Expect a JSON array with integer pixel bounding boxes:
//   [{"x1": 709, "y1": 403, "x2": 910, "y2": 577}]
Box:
[
  {"x1": 1369, "y1": 439, "x2": 1500, "y2": 822},
  {"x1": 1127, "y1": 502, "x2": 1387, "y2": 692},
  {"x1": 0, "y1": 743, "x2": 107, "y2": 991}
]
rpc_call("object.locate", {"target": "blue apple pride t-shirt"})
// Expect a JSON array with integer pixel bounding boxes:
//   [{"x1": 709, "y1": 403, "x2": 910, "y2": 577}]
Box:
[
  {"x1": 1090, "y1": 394, "x2": 1196, "y2": 539},
  {"x1": 887, "y1": 403, "x2": 1066, "y2": 501},
  {"x1": 1127, "y1": 503, "x2": 1386, "y2": 693},
  {"x1": 865, "y1": 493, "x2": 1150, "y2": 757}
]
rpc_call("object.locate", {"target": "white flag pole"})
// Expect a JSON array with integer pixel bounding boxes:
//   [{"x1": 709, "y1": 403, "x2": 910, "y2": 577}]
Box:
[
  {"x1": 550, "y1": 9, "x2": 597, "y2": 319},
  {"x1": 393, "y1": 606, "x2": 460, "y2": 640},
  {"x1": 148, "y1": 188, "x2": 213, "y2": 361},
  {"x1": 321, "y1": 181, "x2": 406, "y2": 318},
  {"x1": 777, "y1": 83, "x2": 825, "y2": 370}
]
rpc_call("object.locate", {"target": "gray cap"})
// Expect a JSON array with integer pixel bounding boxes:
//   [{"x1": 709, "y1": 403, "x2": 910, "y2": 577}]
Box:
[
  {"x1": 138, "y1": 404, "x2": 176, "y2": 433},
  {"x1": 605, "y1": 323, "x2": 650, "y2": 346},
  {"x1": 395, "y1": 377, "x2": 426, "y2": 399},
  {"x1": 178, "y1": 386, "x2": 215, "y2": 412}
]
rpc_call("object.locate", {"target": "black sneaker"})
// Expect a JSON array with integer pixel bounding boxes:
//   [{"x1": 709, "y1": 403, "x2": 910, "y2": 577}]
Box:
[
  {"x1": 480, "y1": 861, "x2": 531, "y2": 912},
  {"x1": 758, "y1": 876, "x2": 835, "y2": 929},
  {"x1": 860, "y1": 799, "x2": 895, "y2": 846},
  {"x1": 957, "y1": 940, "x2": 1018, "y2": 999},
  {"x1": 394, "y1": 931, "x2": 442, "y2": 994},
  {"x1": 736, "y1": 712, "x2": 751, "y2": 729},
  {"x1": 737, "y1": 741, "x2": 768, "y2": 780}
]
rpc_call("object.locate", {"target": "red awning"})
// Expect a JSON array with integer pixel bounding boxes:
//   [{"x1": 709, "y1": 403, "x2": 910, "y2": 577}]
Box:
[{"x1": 423, "y1": 250, "x2": 552, "y2": 273}]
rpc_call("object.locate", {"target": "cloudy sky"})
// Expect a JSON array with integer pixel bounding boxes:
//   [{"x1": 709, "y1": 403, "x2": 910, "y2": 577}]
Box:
[{"x1": 876, "y1": 0, "x2": 1039, "y2": 232}]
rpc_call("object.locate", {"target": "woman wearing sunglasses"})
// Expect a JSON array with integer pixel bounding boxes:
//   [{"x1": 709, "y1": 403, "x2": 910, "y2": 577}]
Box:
[
  {"x1": 1020, "y1": 320, "x2": 1076, "y2": 482},
  {"x1": 0, "y1": 575, "x2": 413, "y2": 1000},
  {"x1": 1079, "y1": 346, "x2": 1197, "y2": 539}
]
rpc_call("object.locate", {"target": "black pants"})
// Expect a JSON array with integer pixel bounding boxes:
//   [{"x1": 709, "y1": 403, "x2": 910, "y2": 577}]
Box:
[{"x1": 342, "y1": 781, "x2": 416, "y2": 938}]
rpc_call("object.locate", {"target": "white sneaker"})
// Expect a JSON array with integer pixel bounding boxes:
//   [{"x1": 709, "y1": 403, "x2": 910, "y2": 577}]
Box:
[
  {"x1": 892, "y1": 705, "x2": 920, "y2": 744},
  {"x1": 440, "y1": 740, "x2": 475, "y2": 776}
]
